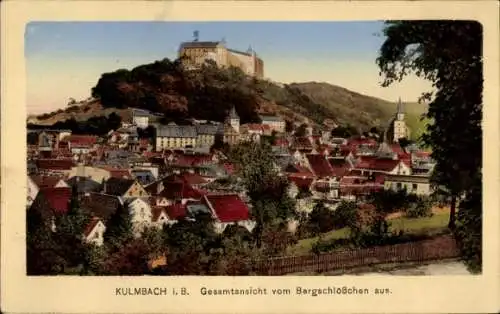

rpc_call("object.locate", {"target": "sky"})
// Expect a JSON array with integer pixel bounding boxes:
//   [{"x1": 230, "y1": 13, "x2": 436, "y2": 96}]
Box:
[{"x1": 25, "y1": 21, "x2": 433, "y2": 115}]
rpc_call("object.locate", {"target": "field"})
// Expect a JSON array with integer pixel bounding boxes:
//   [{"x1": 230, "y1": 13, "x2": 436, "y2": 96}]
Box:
[{"x1": 288, "y1": 210, "x2": 450, "y2": 256}]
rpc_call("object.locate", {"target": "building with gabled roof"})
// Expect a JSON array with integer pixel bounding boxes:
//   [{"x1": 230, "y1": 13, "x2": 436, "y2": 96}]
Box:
[
  {"x1": 103, "y1": 177, "x2": 149, "y2": 199},
  {"x1": 203, "y1": 194, "x2": 255, "y2": 234}
]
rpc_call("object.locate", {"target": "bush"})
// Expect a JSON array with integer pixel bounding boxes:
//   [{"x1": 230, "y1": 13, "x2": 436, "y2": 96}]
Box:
[
  {"x1": 405, "y1": 197, "x2": 433, "y2": 218},
  {"x1": 307, "y1": 202, "x2": 336, "y2": 235},
  {"x1": 331, "y1": 201, "x2": 358, "y2": 229}
]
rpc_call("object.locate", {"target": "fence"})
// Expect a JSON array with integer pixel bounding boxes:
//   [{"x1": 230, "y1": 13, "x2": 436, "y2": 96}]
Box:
[{"x1": 254, "y1": 234, "x2": 461, "y2": 275}]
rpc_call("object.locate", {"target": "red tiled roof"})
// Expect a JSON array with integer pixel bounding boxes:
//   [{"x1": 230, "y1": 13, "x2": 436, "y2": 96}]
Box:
[
  {"x1": 355, "y1": 156, "x2": 401, "y2": 172},
  {"x1": 374, "y1": 174, "x2": 386, "y2": 184},
  {"x1": 328, "y1": 158, "x2": 350, "y2": 178},
  {"x1": 204, "y1": 194, "x2": 249, "y2": 223},
  {"x1": 288, "y1": 175, "x2": 314, "y2": 189},
  {"x1": 36, "y1": 159, "x2": 75, "y2": 171},
  {"x1": 39, "y1": 187, "x2": 72, "y2": 213},
  {"x1": 347, "y1": 137, "x2": 378, "y2": 147},
  {"x1": 306, "y1": 154, "x2": 335, "y2": 178},
  {"x1": 30, "y1": 175, "x2": 65, "y2": 189},
  {"x1": 390, "y1": 144, "x2": 405, "y2": 155},
  {"x1": 177, "y1": 172, "x2": 208, "y2": 186},
  {"x1": 63, "y1": 135, "x2": 97, "y2": 147},
  {"x1": 274, "y1": 138, "x2": 289, "y2": 147},
  {"x1": 165, "y1": 203, "x2": 187, "y2": 220},
  {"x1": 100, "y1": 167, "x2": 132, "y2": 179},
  {"x1": 159, "y1": 181, "x2": 205, "y2": 200},
  {"x1": 245, "y1": 124, "x2": 265, "y2": 132},
  {"x1": 169, "y1": 153, "x2": 213, "y2": 167},
  {"x1": 284, "y1": 163, "x2": 314, "y2": 177},
  {"x1": 143, "y1": 151, "x2": 162, "y2": 158},
  {"x1": 84, "y1": 217, "x2": 103, "y2": 237}
]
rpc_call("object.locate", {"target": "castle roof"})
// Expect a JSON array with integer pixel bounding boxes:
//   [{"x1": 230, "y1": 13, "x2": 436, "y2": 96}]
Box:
[{"x1": 179, "y1": 41, "x2": 222, "y2": 49}]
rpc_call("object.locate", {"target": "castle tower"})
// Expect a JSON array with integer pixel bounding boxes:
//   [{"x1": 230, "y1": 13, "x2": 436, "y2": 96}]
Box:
[
  {"x1": 226, "y1": 106, "x2": 240, "y2": 133},
  {"x1": 393, "y1": 97, "x2": 408, "y2": 143}
]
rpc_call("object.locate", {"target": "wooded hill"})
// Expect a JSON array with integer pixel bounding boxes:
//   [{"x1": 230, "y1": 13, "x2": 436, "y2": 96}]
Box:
[{"x1": 29, "y1": 58, "x2": 428, "y2": 138}]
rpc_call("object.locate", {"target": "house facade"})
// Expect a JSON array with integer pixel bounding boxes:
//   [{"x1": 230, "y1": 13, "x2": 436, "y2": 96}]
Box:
[
  {"x1": 259, "y1": 114, "x2": 285, "y2": 133},
  {"x1": 195, "y1": 124, "x2": 219, "y2": 148},
  {"x1": 155, "y1": 125, "x2": 197, "y2": 151},
  {"x1": 126, "y1": 198, "x2": 153, "y2": 237},
  {"x1": 384, "y1": 174, "x2": 432, "y2": 196},
  {"x1": 84, "y1": 218, "x2": 106, "y2": 247}
]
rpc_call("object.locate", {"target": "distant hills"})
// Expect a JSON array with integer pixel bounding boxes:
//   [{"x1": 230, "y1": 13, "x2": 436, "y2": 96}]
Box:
[{"x1": 28, "y1": 58, "x2": 428, "y2": 139}]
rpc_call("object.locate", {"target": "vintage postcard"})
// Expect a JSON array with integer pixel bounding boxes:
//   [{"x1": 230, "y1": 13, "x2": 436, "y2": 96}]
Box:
[{"x1": 1, "y1": 1, "x2": 499, "y2": 313}]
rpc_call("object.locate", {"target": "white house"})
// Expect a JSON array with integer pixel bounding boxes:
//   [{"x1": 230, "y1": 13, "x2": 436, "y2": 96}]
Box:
[
  {"x1": 84, "y1": 218, "x2": 106, "y2": 247},
  {"x1": 126, "y1": 198, "x2": 153, "y2": 237},
  {"x1": 384, "y1": 174, "x2": 432, "y2": 196},
  {"x1": 132, "y1": 108, "x2": 152, "y2": 129}
]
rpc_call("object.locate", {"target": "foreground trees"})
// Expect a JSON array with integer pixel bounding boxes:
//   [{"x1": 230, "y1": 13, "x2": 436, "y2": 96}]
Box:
[
  {"x1": 377, "y1": 21, "x2": 482, "y2": 271},
  {"x1": 229, "y1": 141, "x2": 297, "y2": 249}
]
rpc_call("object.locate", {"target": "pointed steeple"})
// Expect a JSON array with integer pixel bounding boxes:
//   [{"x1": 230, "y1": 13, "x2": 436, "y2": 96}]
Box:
[
  {"x1": 397, "y1": 97, "x2": 404, "y2": 114},
  {"x1": 229, "y1": 106, "x2": 239, "y2": 119}
]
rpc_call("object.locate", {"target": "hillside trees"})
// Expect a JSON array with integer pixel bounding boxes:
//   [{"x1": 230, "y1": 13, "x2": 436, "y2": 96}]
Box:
[{"x1": 377, "y1": 21, "x2": 482, "y2": 271}]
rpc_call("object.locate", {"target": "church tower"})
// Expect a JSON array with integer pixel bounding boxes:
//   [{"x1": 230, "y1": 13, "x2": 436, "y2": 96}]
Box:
[
  {"x1": 396, "y1": 97, "x2": 405, "y2": 121},
  {"x1": 226, "y1": 106, "x2": 240, "y2": 133},
  {"x1": 393, "y1": 97, "x2": 408, "y2": 143}
]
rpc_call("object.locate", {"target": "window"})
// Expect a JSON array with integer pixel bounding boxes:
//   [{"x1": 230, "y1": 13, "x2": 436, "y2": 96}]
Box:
[
  {"x1": 412, "y1": 183, "x2": 418, "y2": 190},
  {"x1": 396, "y1": 183, "x2": 402, "y2": 190}
]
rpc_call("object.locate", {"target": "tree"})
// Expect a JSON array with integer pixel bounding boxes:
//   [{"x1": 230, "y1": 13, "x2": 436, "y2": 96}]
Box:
[
  {"x1": 455, "y1": 172, "x2": 481, "y2": 272},
  {"x1": 294, "y1": 123, "x2": 308, "y2": 137},
  {"x1": 398, "y1": 137, "x2": 411, "y2": 149},
  {"x1": 376, "y1": 21, "x2": 482, "y2": 229},
  {"x1": 163, "y1": 213, "x2": 218, "y2": 275},
  {"x1": 229, "y1": 141, "x2": 297, "y2": 248},
  {"x1": 54, "y1": 185, "x2": 91, "y2": 269},
  {"x1": 103, "y1": 202, "x2": 134, "y2": 252},
  {"x1": 331, "y1": 125, "x2": 358, "y2": 138},
  {"x1": 307, "y1": 201, "x2": 336, "y2": 235},
  {"x1": 285, "y1": 120, "x2": 294, "y2": 133},
  {"x1": 26, "y1": 203, "x2": 66, "y2": 275},
  {"x1": 100, "y1": 238, "x2": 152, "y2": 275},
  {"x1": 331, "y1": 200, "x2": 358, "y2": 230},
  {"x1": 377, "y1": 21, "x2": 482, "y2": 270}
]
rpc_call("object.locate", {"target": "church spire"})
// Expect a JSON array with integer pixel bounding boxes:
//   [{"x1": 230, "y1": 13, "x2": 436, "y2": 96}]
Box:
[
  {"x1": 397, "y1": 97, "x2": 404, "y2": 114},
  {"x1": 229, "y1": 106, "x2": 239, "y2": 120}
]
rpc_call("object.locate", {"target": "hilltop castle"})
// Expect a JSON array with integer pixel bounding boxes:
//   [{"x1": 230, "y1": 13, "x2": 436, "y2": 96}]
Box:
[{"x1": 178, "y1": 32, "x2": 264, "y2": 79}]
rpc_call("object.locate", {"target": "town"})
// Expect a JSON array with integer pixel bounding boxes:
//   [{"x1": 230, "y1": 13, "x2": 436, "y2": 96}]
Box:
[
  {"x1": 26, "y1": 97, "x2": 443, "y2": 273},
  {"x1": 25, "y1": 32, "x2": 471, "y2": 276}
]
